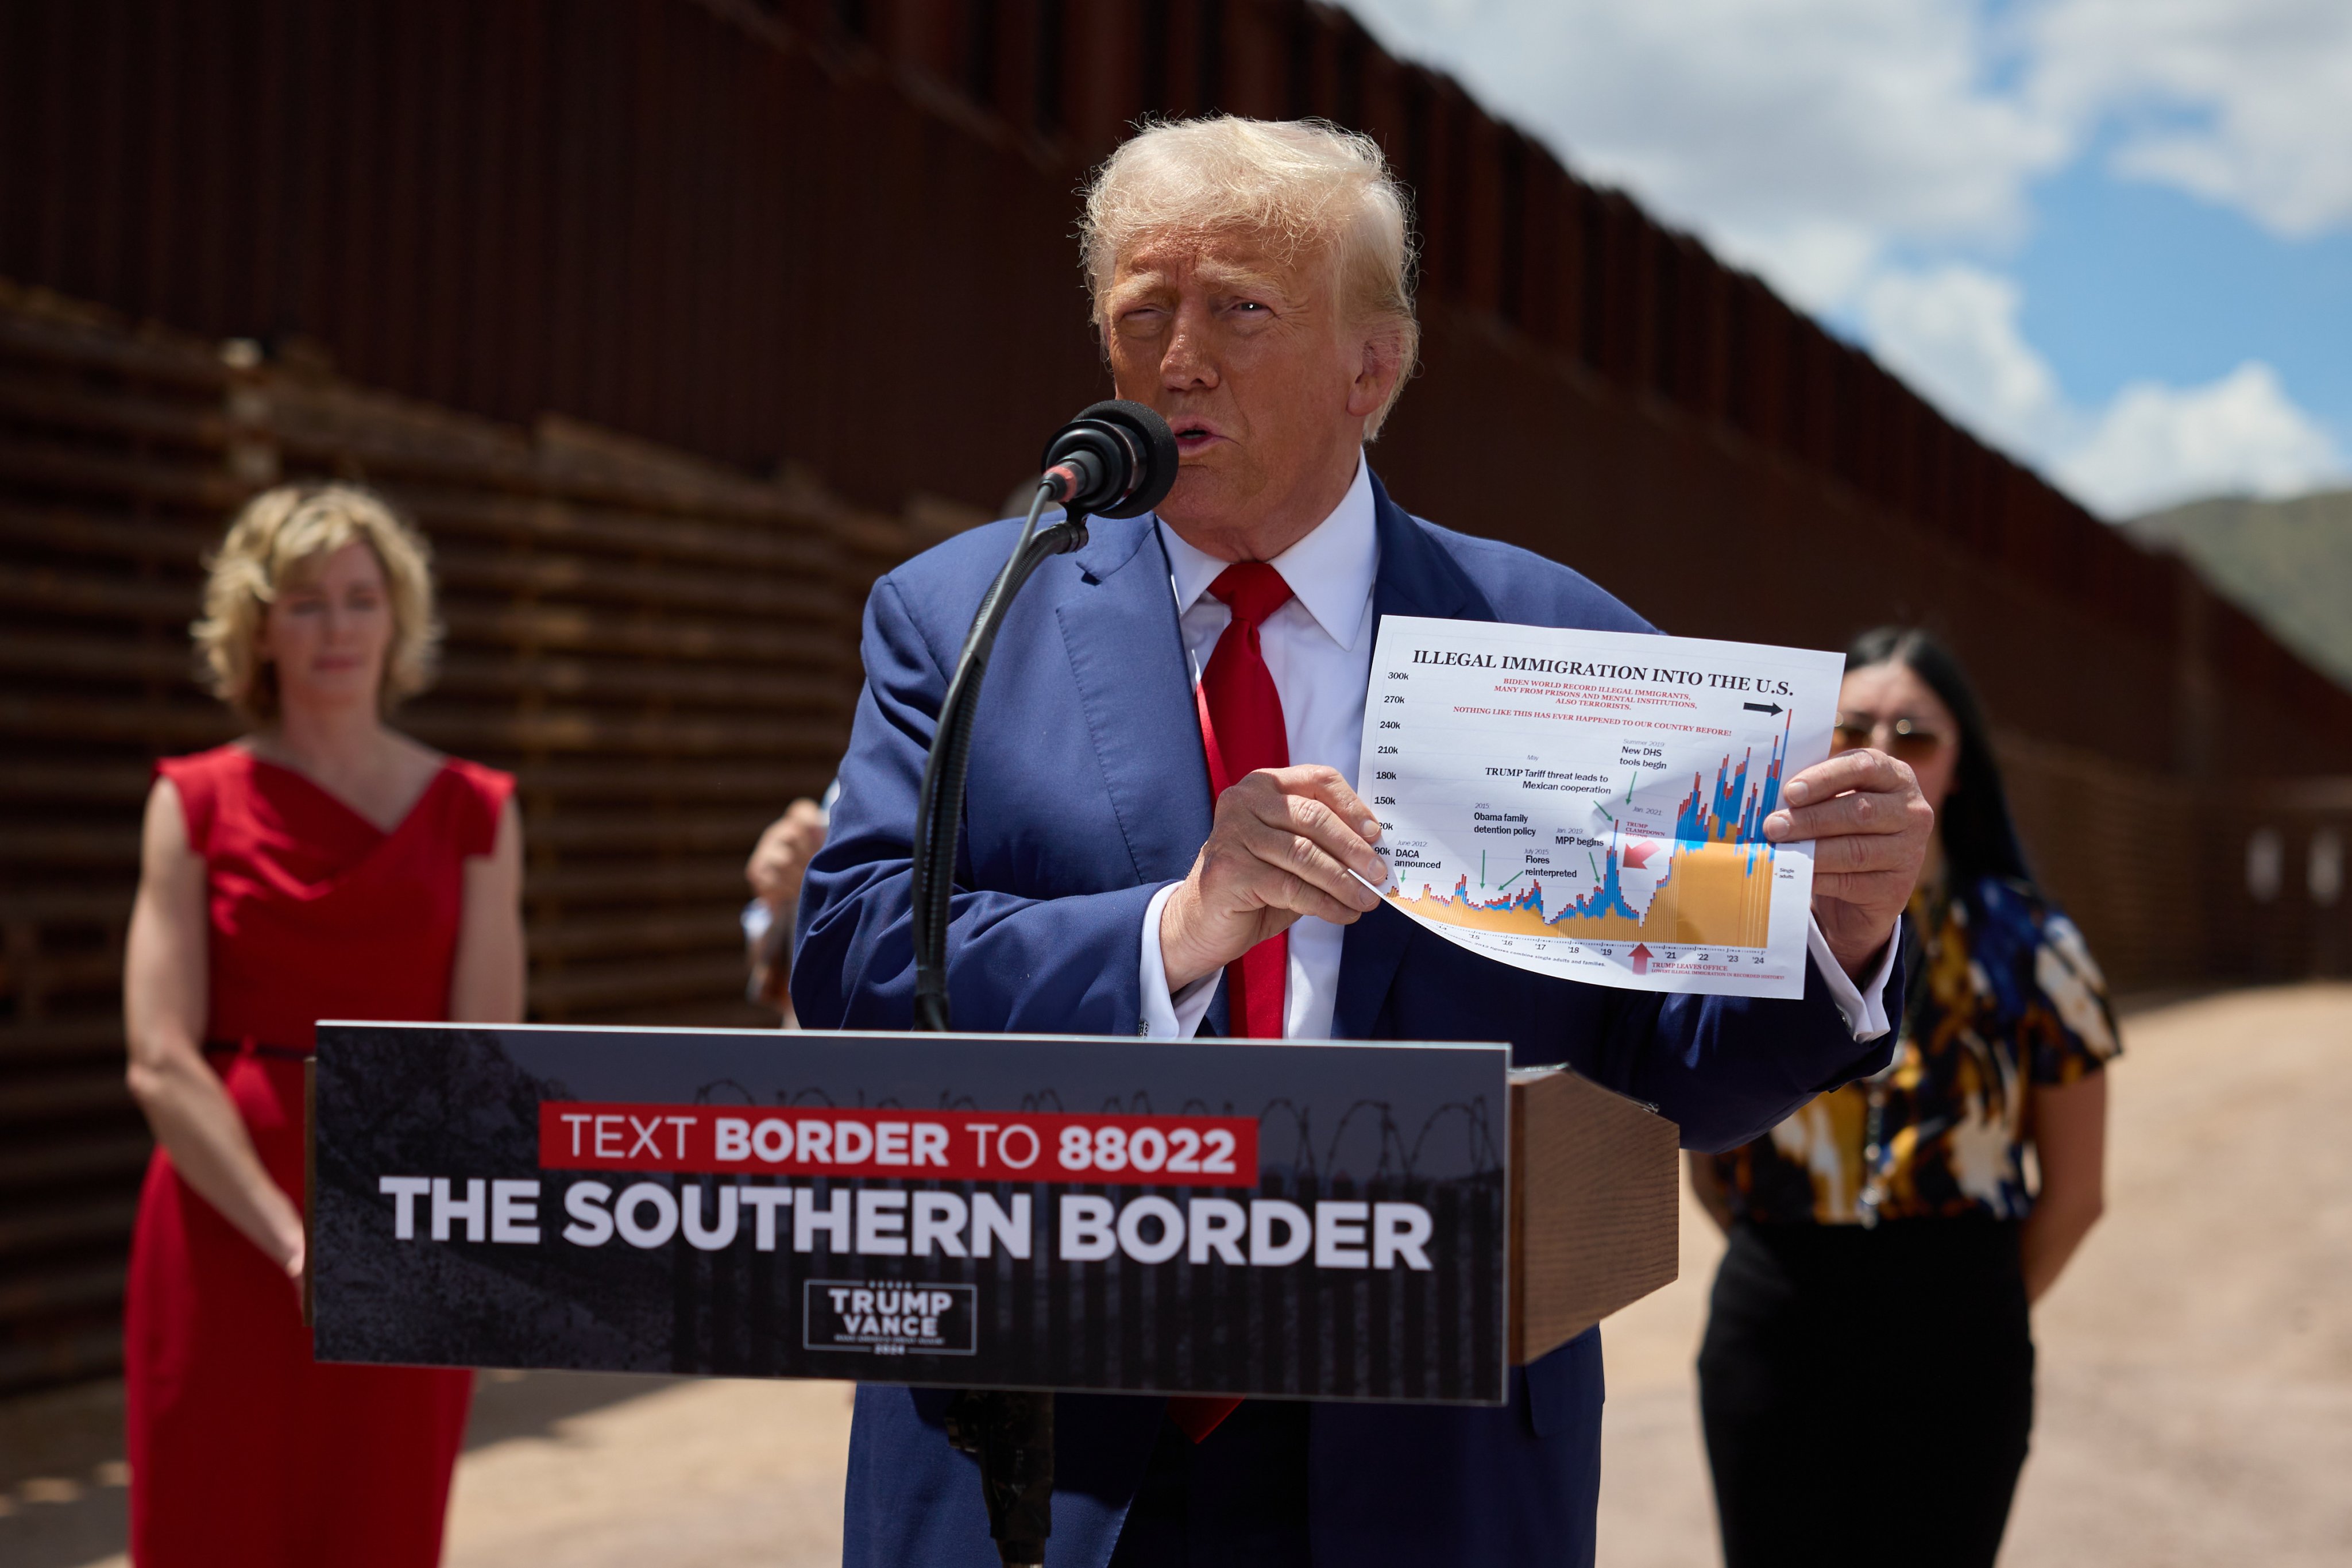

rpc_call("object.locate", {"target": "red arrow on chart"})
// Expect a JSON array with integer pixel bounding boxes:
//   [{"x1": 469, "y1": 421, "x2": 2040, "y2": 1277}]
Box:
[
  {"x1": 1630, "y1": 943, "x2": 1653, "y2": 975},
  {"x1": 1622, "y1": 839, "x2": 1660, "y2": 869}
]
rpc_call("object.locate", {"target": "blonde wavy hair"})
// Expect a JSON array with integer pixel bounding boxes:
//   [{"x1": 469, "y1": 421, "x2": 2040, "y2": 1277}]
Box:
[
  {"x1": 193, "y1": 484, "x2": 441, "y2": 721},
  {"x1": 1079, "y1": 116, "x2": 1421, "y2": 437}
]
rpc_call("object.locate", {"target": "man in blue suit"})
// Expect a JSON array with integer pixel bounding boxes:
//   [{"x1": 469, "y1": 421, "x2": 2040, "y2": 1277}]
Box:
[{"x1": 797, "y1": 116, "x2": 1932, "y2": 1567}]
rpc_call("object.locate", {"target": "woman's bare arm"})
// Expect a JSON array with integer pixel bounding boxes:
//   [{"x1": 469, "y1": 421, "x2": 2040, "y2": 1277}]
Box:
[
  {"x1": 2021, "y1": 1071, "x2": 2108, "y2": 1304},
  {"x1": 449, "y1": 797, "x2": 525, "y2": 1024},
  {"x1": 123, "y1": 778, "x2": 307, "y2": 1279}
]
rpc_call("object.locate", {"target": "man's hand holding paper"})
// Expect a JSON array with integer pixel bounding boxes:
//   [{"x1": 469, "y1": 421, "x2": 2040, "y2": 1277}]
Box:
[
  {"x1": 1157, "y1": 676, "x2": 1930, "y2": 999},
  {"x1": 1157, "y1": 764, "x2": 1387, "y2": 994},
  {"x1": 1766, "y1": 744, "x2": 1936, "y2": 979}
]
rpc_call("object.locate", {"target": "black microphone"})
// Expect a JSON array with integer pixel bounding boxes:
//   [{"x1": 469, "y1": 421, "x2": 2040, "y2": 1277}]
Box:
[{"x1": 1038, "y1": 399, "x2": 1179, "y2": 517}]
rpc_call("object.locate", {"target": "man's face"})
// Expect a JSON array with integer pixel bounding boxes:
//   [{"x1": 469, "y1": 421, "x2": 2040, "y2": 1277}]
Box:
[{"x1": 1103, "y1": 230, "x2": 1392, "y2": 560}]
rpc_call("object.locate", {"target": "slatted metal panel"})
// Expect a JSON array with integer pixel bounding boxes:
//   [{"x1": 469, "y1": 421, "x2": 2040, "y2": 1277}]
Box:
[
  {"x1": 0, "y1": 279, "x2": 934, "y2": 1392},
  {"x1": 4, "y1": 0, "x2": 2351, "y2": 1396},
  {"x1": 5, "y1": 0, "x2": 2349, "y2": 781},
  {"x1": 2233, "y1": 781, "x2": 2352, "y2": 982},
  {"x1": 1993, "y1": 733, "x2": 2203, "y2": 992}
]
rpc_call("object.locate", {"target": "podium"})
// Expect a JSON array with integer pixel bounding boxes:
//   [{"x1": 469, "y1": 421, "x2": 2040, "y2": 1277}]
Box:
[
  {"x1": 1507, "y1": 1064, "x2": 1678, "y2": 1365},
  {"x1": 308, "y1": 1022, "x2": 1678, "y2": 1401}
]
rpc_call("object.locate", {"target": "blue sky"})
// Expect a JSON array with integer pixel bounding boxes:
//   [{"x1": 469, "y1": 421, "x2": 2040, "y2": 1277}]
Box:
[
  {"x1": 1349, "y1": 0, "x2": 2352, "y2": 517},
  {"x1": 2011, "y1": 159, "x2": 2352, "y2": 430}
]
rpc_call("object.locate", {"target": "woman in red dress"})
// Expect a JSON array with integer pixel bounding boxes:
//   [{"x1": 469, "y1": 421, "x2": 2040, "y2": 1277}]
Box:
[{"x1": 122, "y1": 484, "x2": 524, "y2": 1565}]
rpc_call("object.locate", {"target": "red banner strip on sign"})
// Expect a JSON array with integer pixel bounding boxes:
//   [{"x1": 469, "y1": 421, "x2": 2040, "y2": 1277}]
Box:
[{"x1": 536, "y1": 1103, "x2": 1258, "y2": 1188}]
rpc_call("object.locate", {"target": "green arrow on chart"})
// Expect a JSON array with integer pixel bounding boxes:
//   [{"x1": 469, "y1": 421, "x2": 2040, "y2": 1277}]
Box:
[
  {"x1": 1480, "y1": 851, "x2": 1487, "y2": 889},
  {"x1": 1497, "y1": 870, "x2": 1525, "y2": 891},
  {"x1": 1625, "y1": 770, "x2": 1638, "y2": 804}
]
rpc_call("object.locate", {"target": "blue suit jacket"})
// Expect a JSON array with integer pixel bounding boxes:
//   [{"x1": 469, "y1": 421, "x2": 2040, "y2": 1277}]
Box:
[{"x1": 795, "y1": 473, "x2": 1896, "y2": 1567}]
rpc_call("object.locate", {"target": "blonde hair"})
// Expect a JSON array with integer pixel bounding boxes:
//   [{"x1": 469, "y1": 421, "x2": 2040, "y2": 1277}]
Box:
[
  {"x1": 1080, "y1": 117, "x2": 1422, "y2": 437},
  {"x1": 193, "y1": 484, "x2": 441, "y2": 721}
]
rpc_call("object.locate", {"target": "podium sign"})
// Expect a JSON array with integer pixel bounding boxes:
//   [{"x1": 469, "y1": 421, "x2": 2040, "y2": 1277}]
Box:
[{"x1": 310, "y1": 1024, "x2": 1513, "y2": 1404}]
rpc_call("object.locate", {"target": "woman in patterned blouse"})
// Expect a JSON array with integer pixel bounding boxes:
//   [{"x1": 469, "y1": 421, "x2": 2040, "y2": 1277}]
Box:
[{"x1": 1690, "y1": 627, "x2": 2118, "y2": 1568}]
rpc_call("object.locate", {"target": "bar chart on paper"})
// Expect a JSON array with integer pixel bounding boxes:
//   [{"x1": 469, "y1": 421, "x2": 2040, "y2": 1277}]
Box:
[{"x1": 1358, "y1": 617, "x2": 1845, "y2": 998}]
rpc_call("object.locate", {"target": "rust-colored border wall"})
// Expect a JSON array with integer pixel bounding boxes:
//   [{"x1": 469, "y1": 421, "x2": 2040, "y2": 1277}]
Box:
[
  {"x1": 0, "y1": 279, "x2": 947, "y2": 1392},
  {"x1": 6, "y1": 0, "x2": 2352, "y2": 1396},
  {"x1": 6, "y1": 276, "x2": 2346, "y2": 1401},
  {"x1": 5, "y1": 0, "x2": 2349, "y2": 780}
]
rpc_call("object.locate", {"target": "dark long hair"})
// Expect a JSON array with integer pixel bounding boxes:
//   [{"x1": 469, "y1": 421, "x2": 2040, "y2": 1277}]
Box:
[{"x1": 1847, "y1": 627, "x2": 2033, "y2": 887}]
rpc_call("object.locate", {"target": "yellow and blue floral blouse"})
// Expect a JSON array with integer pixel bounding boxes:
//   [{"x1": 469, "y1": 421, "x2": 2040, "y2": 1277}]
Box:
[{"x1": 1711, "y1": 875, "x2": 2121, "y2": 1225}]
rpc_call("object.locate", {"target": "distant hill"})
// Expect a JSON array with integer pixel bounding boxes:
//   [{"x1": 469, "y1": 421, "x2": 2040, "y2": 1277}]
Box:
[{"x1": 2124, "y1": 488, "x2": 2352, "y2": 691}]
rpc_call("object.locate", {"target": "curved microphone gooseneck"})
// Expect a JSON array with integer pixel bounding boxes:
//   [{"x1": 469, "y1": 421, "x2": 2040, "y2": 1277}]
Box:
[
  {"x1": 905, "y1": 400, "x2": 1177, "y2": 1568},
  {"x1": 909, "y1": 400, "x2": 1179, "y2": 1034}
]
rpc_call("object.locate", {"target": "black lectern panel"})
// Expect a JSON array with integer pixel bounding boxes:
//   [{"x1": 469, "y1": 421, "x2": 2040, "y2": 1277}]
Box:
[{"x1": 310, "y1": 1023, "x2": 1510, "y2": 1404}]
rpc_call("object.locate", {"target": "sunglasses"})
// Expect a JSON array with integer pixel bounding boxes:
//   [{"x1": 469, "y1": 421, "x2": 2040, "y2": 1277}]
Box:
[{"x1": 1832, "y1": 711, "x2": 1949, "y2": 760}]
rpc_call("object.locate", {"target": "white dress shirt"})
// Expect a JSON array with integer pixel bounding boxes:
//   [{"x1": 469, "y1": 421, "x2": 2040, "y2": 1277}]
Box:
[{"x1": 1137, "y1": 454, "x2": 1895, "y2": 1044}]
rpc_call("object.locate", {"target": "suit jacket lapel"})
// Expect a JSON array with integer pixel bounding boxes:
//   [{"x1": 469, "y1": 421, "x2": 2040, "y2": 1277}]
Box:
[
  {"x1": 1333, "y1": 476, "x2": 1491, "y2": 1040},
  {"x1": 1055, "y1": 515, "x2": 1214, "y2": 889}
]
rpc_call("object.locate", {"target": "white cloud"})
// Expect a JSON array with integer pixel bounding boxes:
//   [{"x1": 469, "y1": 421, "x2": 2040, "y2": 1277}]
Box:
[
  {"x1": 1350, "y1": 0, "x2": 2352, "y2": 294},
  {"x1": 2056, "y1": 363, "x2": 2346, "y2": 516},
  {"x1": 1843, "y1": 263, "x2": 2343, "y2": 516},
  {"x1": 2023, "y1": 0, "x2": 2352, "y2": 237},
  {"x1": 1346, "y1": 0, "x2": 2352, "y2": 513},
  {"x1": 1346, "y1": 0, "x2": 2067, "y2": 306},
  {"x1": 1860, "y1": 265, "x2": 2068, "y2": 453}
]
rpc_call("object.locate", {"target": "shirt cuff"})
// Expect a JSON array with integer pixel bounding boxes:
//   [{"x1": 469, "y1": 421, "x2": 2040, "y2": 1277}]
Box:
[
  {"x1": 1806, "y1": 916, "x2": 1897, "y2": 1041},
  {"x1": 1139, "y1": 882, "x2": 1222, "y2": 1038}
]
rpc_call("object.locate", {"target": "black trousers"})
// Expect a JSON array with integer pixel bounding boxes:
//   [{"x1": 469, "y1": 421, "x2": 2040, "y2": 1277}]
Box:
[{"x1": 1698, "y1": 1218, "x2": 2034, "y2": 1568}]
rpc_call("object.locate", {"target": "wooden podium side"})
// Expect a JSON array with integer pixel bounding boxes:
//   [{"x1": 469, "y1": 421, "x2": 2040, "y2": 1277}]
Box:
[{"x1": 1507, "y1": 1065, "x2": 1681, "y2": 1365}]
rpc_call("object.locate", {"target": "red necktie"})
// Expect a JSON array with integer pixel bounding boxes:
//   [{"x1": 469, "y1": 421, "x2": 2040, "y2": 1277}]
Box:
[
  {"x1": 1169, "y1": 561, "x2": 1293, "y2": 1447},
  {"x1": 1195, "y1": 561, "x2": 1294, "y2": 1042}
]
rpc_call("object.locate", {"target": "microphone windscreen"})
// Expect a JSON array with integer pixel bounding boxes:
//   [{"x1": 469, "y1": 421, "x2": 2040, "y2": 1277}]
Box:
[{"x1": 1071, "y1": 400, "x2": 1179, "y2": 519}]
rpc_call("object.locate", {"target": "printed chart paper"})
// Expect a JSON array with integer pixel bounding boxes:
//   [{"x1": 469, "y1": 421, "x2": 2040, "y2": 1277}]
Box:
[{"x1": 1360, "y1": 617, "x2": 1844, "y2": 998}]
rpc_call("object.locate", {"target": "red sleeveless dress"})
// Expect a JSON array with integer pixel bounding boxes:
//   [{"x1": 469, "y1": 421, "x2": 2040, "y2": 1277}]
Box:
[{"x1": 125, "y1": 745, "x2": 514, "y2": 1566}]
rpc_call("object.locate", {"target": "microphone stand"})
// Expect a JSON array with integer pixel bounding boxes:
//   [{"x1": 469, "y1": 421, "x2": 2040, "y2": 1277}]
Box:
[
  {"x1": 910, "y1": 478, "x2": 1086, "y2": 1034},
  {"x1": 910, "y1": 478, "x2": 1086, "y2": 1568}
]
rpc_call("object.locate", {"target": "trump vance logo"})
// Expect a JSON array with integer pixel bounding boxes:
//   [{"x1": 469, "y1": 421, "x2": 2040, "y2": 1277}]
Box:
[{"x1": 804, "y1": 1280, "x2": 977, "y2": 1357}]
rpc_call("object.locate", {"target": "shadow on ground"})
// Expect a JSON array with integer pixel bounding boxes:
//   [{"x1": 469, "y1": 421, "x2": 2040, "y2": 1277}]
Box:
[
  {"x1": 1596, "y1": 981, "x2": 2352, "y2": 1568},
  {"x1": 462, "y1": 1369, "x2": 686, "y2": 1450},
  {"x1": 0, "y1": 1370, "x2": 676, "y2": 1568}
]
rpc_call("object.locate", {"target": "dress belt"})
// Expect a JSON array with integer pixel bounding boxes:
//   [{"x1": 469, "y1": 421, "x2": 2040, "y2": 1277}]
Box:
[{"x1": 202, "y1": 1037, "x2": 314, "y2": 1063}]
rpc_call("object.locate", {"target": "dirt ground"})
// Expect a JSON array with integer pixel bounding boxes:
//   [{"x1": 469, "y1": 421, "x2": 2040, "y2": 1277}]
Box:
[
  {"x1": 5, "y1": 982, "x2": 2346, "y2": 1567},
  {"x1": 1597, "y1": 982, "x2": 2352, "y2": 1568}
]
